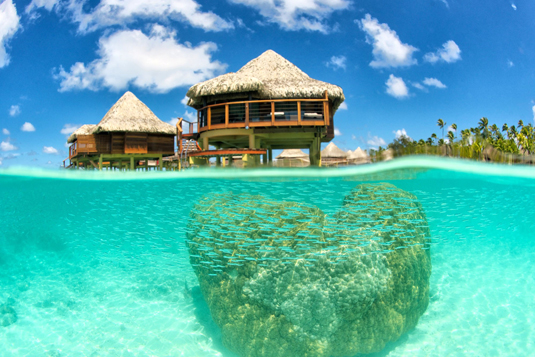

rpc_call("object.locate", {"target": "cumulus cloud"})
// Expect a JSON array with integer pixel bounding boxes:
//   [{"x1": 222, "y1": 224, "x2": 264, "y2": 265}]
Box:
[
  {"x1": 386, "y1": 74, "x2": 409, "y2": 99},
  {"x1": 43, "y1": 146, "x2": 58, "y2": 154},
  {"x1": 229, "y1": 0, "x2": 350, "y2": 33},
  {"x1": 2, "y1": 128, "x2": 9, "y2": 135},
  {"x1": 511, "y1": 3, "x2": 517, "y2": 10},
  {"x1": 358, "y1": 14, "x2": 418, "y2": 69},
  {"x1": 181, "y1": 95, "x2": 189, "y2": 106},
  {"x1": 532, "y1": 105, "x2": 535, "y2": 123},
  {"x1": 423, "y1": 77, "x2": 447, "y2": 89},
  {"x1": 55, "y1": 25, "x2": 227, "y2": 93},
  {"x1": 424, "y1": 40, "x2": 461, "y2": 64},
  {"x1": 326, "y1": 55, "x2": 346, "y2": 70},
  {"x1": 338, "y1": 102, "x2": 348, "y2": 110},
  {"x1": 394, "y1": 128, "x2": 411, "y2": 140},
  {"x1": 367, "y1": 135, "x2": 386, "y2": 147},
  {"x1": 21, "y1": 122, "x2": 36, "y2": 132},
  {"x1": 60, "y1": 123, "x2": 81, "y2": 135},
  {"x1": 1, "y1": 139, "x2": 17, "y2": 151},
  {"x1": 334, "y1": 127, "x2": 342, "y2": 136},
  {"x1": 0, "y1": 0, "x2": 20, "y2": 68},
  {"x1": 507, "y1": 60, "x2": 514, "y2": 68},
  {"x1": 26, "y1": 0, "x2": 233, "y2": 33},
  {"x1": 9, "y1": 104, "x2": 20, "y2": 116}
]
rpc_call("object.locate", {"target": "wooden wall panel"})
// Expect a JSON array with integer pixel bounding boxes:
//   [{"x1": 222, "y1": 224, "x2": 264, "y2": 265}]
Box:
[
  {"x1": 77, "y1": 135, "x2": 98, "y2": 153},
  {"x1": 97, "y1": 134, "x2": 111, "y2": 154},
  {"x1": 125, "y1": 133, "x2": 148, "y2": 154},
  {"x1": 111, "y1": 133, "x2": 125, "y2": 154},
  {"x1": 148, "y1": 135, "x2": 174, "y2": 154}
]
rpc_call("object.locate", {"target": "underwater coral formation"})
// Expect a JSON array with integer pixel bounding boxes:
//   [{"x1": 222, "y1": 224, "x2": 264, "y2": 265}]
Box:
[{"x1": 186, "y1": 183, "x2": 431, "y2": 356}]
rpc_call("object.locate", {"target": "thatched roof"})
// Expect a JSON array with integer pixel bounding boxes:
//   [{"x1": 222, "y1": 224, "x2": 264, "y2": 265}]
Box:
[
  {"x1": 187, "y1": 50, "x2": 345, "y2": 112},
  {"x1": 67, "y1": 124, "x2": 97, "y2": 143},
  {"x1": 348, "y1": 147, "x2": 369, "y2": 160},
  {"x1": 95, "y1": 92, "x2": 175, "y2": 135},
  {"x1": 321, "y1": 142, "x2": 348, "y2": 158},
  {"x1": 276, "y1": 149, "x2": 309, "y2": 160}
]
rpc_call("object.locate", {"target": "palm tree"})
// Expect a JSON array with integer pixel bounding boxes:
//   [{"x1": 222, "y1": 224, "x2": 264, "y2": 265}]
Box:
[
  {"x1": 447, "y1": 131, "x2": 455, "y2": 156},
  {"x1": 437, "y1": 119, "x2": 446, "y2": 140},
  {"x1": 451, "y1": 123, "x2": 457, "y2": 131},
  {"x1": 518, "y1": 120, "x2": 524, "y2": 129},
  {"x1": 478, "y1": 117, "x2": 489, "y2": 139},
  {"x1": 502, "y1": 123, "x2": 509, "y2": 134}
]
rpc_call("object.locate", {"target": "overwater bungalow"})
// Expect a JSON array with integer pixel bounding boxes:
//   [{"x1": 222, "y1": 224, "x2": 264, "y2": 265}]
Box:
[
  {"x1": 275, "y1": 149, "x2": 310, "y2": 167},
  {"x1": 348, "y1": 147, "x2": 370, "y2": 165},
  {"x1": 321, "y1": 142, "x2": 349, "y2": 166},
  {"x1": 65, "y1": 92, "x2": 176, "y2": 170},
  {"x1": 182, "y1": 50, "x2": 345, "y2": 166}
]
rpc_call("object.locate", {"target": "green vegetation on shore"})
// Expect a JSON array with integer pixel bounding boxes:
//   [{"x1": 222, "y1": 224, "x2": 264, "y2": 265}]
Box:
[{"x1": 369, "y1": 118, "x2": 535, "y2": 164}]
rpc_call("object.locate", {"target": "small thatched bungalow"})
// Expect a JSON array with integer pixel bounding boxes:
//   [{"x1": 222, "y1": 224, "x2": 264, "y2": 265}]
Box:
[
  {"x1": 275, "y1": 149, "x2": 310, "y2": 167},
  {"x1": 321, "y1": 142, "x2": 349, "y2": 166},
  {"x1": 348, "y1": 147, "x2": 370, "y2": 165},
  {"x1": 184, "y1": 50, "x2": 345, "y2": 166},
  {"x1": 66, "y1": 91, "x2": 176, "y2": 170}
]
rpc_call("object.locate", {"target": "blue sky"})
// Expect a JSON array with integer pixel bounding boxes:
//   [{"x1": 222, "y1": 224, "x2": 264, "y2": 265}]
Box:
[{"x1": 1, "y1": 0, "x2": 534, "y2": 167}]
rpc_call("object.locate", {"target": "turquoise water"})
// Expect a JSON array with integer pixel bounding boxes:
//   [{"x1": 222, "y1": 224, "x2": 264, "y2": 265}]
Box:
[{"x1": 0, "y1": 157, "x2": 534, "y2": 356}]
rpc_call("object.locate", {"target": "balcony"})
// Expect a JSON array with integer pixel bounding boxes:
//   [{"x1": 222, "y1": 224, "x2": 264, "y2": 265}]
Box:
[{"x1": 193, "y1": 97, "x2": 330, "y2": 134}]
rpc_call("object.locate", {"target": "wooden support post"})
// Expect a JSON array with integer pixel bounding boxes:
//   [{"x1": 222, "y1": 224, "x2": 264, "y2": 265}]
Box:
[
  {"x1": 216, "y1": 155, "x2": 221, "y2": 166},
  {"x1": 309, "y1": 136, "x2": 321, "y2": 167},
  {"x1": 262, "y1": 152, "x2": 268, "y2": 165},
  {"x1": 130, "y1": 156, "x2": 135, "y2": 170},
  {"x1": 245, "y1": 103, "x2": 249, "y2": 128},
  {"x1": 98, "y1": 155, "x2": 103, "y2": 171},
  {"x1": 159, "y1": 155, "x2": 163, "y2": 171},
  {"x1": 249, "y1": 134, "x2": 255, "y2": 149},
  {"x1": 203, "y1": 137, "x2": 209, "y2": 151},
  {"x1": 268, "y1": 147, "x2": 273, "y2": 163}
]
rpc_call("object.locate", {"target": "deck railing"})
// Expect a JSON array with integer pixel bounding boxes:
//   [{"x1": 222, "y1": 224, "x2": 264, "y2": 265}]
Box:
[
  {"x1": 69, "y1": 142, "x2": 78, "y2": 159},
  {"x1": 195, "y1": 95, "x2": 330, "y2": 133}
]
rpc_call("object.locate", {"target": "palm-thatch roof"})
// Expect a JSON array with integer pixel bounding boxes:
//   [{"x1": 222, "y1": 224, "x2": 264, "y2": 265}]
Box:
[
  {"x1": 187, "y1": 50, "x2": 345, "y2": 112},
  {"x1": 276, "y1": 149, "x2": 309, "y2": 160},
  {"x1": 94, "y1": 91, "x2": 175, "y2": 135},
  {"x1": 321, "y1": 142, "x2": 348, "y2": 158},
  {"x1": 67, "y1": 124, "x2": 97, "y2": 144},
  {"x1": 348, "y1": 147, "x2": 370, "y2": 164}
]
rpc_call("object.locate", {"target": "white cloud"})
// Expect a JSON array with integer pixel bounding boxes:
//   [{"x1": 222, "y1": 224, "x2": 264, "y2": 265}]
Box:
[
  {"x1": 358, "y1": 14, "x2": 418, "y2": 69},
  {"x1": 326, "y1": 55, "x2": 346, "y2": 70},
  {"x1": 423, "y1": 77, "x2": 447, "y2": 89},
  {"x1": 169, "y1": 111, "x2": 197, "y2": 133},
  {"x1": 229, "y1": 0, "x2": 350, "y2": 33},
  {"x1": 511, "y1": 3, "x2": 517, "y2": 10},
  {"x1": 424, "y1": 40, "x2": 461, "y2": 64},
  {"x1": 1, "y1": 140, "x2": 17, "y2": 151},
  {"x1": 334, "y1": 127, "x2": 342, "y2": 136},
  {"x1": 0, "y1": 0, "x2": 20, "y2": 68},
  {"x1": 26, "y1": 0, "x2": 233, "y2": 33},
  {"x1": 532, "y1": 105, "x2": 535, "y2": 123},
  {"x1": 394, "y1": 128, "x2": 411, "y2": 140},
  {"x1": 21, "y1": 122, "x2": 36, "y2": 132},
  {"x1": 60, "y1": 123, "x2": 81, "y2": 135},
  {"x1": 2, "y1": 128, "x2": 9, "y2": 135},
  {"x1": 9, "y1": 104, "x2": 20, "y2": 116},
  {"x1": 56, "y1": 26, "x2": 227, "y2": 93},
  {"x1": 367, "y1": 135, "x2": 386, "y2": 147},
  {"x1": 507, "y1": 60, "x2": 514, "y2": 68},
  {"x1": 43, "y1": 146, "x2": 58, "y2": 154},
  {"x1": 338, "y1": 102, "x2": 347, "y2": 110},
  {"x1": 25, "y1": 0, "x2": 58, "y2": 13},
  {"x1": 439, "y1": 0, "x2": 449, "y2": 8},
  {"x1": 351, "y1": 134, "x2": 356, "y2": 140},
  {"x1": 386, "y1": 74, "x2": 409, "y2": 99},
  {"x1": 447, "y1": 125, "x2": 456, "y2": 132},
  {"x1": 411, "y1": 82, "x2": 427, "y2": 91},
  {"x1": 181, "y1": 95, "x2": 189, "y2": 106}
]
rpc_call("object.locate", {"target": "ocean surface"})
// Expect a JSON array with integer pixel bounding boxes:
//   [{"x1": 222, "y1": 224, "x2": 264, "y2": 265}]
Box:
[{"x1": 0, "y1": 157, "x2": 534, "y2": 357}]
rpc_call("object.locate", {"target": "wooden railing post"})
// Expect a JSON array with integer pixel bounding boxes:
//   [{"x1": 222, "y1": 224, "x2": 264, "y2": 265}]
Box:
[
  {"x1": 297, "y1": 101, "x2": 301, "y2": 125},
  {"x1": 207, "y1": 107, "x2": 211, "y2": 130},
  {"x1": 225, "y1": 104, "x2": 229, "y2": 128},
  {"x1": 245, "y1": 103, "x2": 249, "y2": 127},
  {"x1": 271, "y1": 101, "x2": 275, "y2": 125}
]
